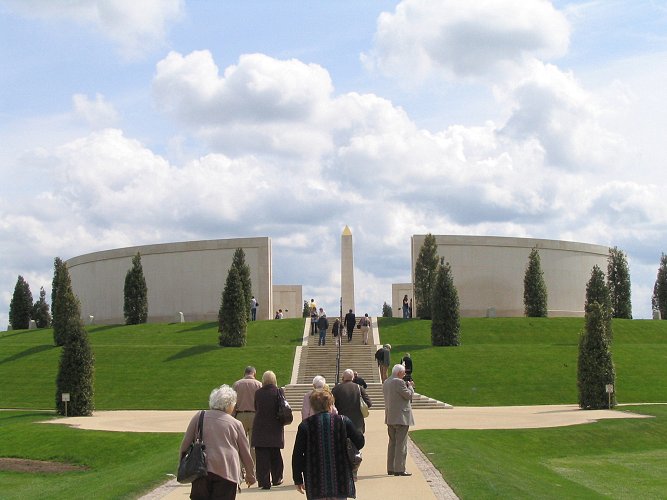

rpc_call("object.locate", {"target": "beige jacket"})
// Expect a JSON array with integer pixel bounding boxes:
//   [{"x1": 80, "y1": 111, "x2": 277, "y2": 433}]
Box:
[
  {"x1": 382, "y1": 376, "x2": 415, "y2": 426},
  {"x1": 180, "y1": 409, "x2": 255, "y2": 485}
]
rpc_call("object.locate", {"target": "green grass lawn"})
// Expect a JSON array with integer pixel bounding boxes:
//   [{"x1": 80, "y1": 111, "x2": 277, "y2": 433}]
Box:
[
  {"x1": 411, "y1": 404, "x2": 667, "y2": 499},
  {"x1": 379, "y1": 317, "x2": 667, "y2": 405},
  {"x1": 2, "y1": 316, "x2": 667, "y2": 499},
  {"x1": 0, "y1": 319, "x2": 303, "y2": 409},
  {"x1": 0, "y1": 410, "x2": 180, "y2": 500}
]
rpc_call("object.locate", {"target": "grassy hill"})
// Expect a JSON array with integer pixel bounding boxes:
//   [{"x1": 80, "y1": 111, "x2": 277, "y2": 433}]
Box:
[
  {"x1": 1, "y1": 316, "x2": 666, "y2": 499},
  {"x1": 0, "y1": 319, "x2": 303, "y2": 409},
  {"x1": 378, "y1": 317, "x2": 667, "y2": 405},
  {"x1": 2, "y1": 316, "x2": 665, "y2": 409}
]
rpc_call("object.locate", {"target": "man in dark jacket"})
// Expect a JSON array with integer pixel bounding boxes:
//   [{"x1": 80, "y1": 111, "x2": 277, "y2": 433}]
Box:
[
  {"x1": 344, "y1": 309, "x2": 356, "y2": 342},
  {"x1": 317, "y1": 309, "x2": 329, "y2": 346}
]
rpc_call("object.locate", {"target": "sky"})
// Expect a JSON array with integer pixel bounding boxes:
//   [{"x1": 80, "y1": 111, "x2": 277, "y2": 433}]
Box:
[{"x1": 1, "y1": 0, "x2": 667, "y2": 327}]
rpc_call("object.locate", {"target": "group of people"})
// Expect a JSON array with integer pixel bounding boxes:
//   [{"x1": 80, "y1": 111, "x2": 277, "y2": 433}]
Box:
[
  {"x1": 402, "y1": 294, "x2": 413, "y2": 319},
  {"x1": 180, "y1": 360, "x2": 416, "y2": 499},
  {"x1": 310, "y1": 305, "x2": 372, "y2": 346}
]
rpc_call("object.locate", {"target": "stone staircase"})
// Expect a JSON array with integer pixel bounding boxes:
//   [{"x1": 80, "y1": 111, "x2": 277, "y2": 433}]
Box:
[{"x1": 283, "y1": 317, "x2": 451, "y2": 411}]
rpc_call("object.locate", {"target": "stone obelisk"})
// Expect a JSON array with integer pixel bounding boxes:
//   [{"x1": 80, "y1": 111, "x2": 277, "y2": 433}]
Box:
[{"x1": 341, "y1": 225, "x2": 355, "y2": 314}]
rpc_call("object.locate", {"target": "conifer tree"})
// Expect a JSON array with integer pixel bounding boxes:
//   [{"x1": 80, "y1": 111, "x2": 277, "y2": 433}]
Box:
[
  {"x1": 52, "y1": 257, "x2": 71, "y2": 345},
  {"x1": 586, "y1": 264, "x2": 612, "y2": 341},
  {"x1": 382, "y1": 302, "x2": 393, "y2": 318},
  {"x1": 607, "y1": 247, "x2": 632, "y2": 319},
  {"x1": 231, "y1": 248, "x2": 252, "y2": 321},
  {"x1": 431, "y1": 259, "x2": 460, "y2": 346},
  {"x1": 9, "y1": 275, "x2": 33, "y2": 329},
  {"x1": 577, "y1": 301, "x2": 615, "y2": 409},
  {"x1": 55, "y1": 273, "x2": 94, "y2": 416},
  {"x1": 523, "y1": 247, "x2": 548, "y2": 317},
  {"x1": 124, "y1": 252, "x2": 148, "y2": 325},
  {"x1": 302, "y1": 300, "x2": 310, "y2": 318},
  {"x1": 653, "y1": 253, "x2": 667, "y2": 320},
  {"x1": 32, "y1": 286, "x2": 51, "y2": 328},
  {"x1": 414, "y1": 233, "x2": 439, "y2": 319},
  {"x1": 218, "y1": 266, "x2": 247, "y2": 347}
]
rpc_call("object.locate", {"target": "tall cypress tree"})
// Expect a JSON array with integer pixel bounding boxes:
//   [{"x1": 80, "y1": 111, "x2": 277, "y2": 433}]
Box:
[
  {"x1": 51, "y1": 257, "x2": 65, "y2": 343},
  {"x1": 9, "y1": 275, "x2": 33, "y2": 329},
  {"x1": 578, "y1": 300, "x2": 615, "y2": 410},
  {"x1": 523, "y1": 247, "x2": 548, "y2": 317},
  {"x1": 55, "y1": 273, "x2": 95, "y2": 416},
  {"x1": 218, "y1": 266, "x2": 247, "y2": 347},
  {"x1": 414, "y1": 234, "x2": 439, "y2": 319},
  {"x1": 124, "y1": 252, "x2": 148, "y2": 325},
  {"x1": 431, "y1": 259, "x2": 460, "y2": 346},
  {"x1": 32, "y1": 286, "x2": 51, "y2": 328},
  {"x1": 231, "y1": 248, "x2": 252, "y2": 321},
  {"x1": 653, "y1": 253, "x2": 667, "y2": 320},
  {"x1": 607, "y1": 247, "x2": 632, "y2": 319},
  {"x1": 586, "y1": 264, "x2": 612, "y2": 341}
]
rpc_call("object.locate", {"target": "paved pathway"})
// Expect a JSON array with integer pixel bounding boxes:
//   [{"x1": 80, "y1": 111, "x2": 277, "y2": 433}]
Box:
[{"x1": 48, "y1": 405, "x2": 649, "y2": 499}]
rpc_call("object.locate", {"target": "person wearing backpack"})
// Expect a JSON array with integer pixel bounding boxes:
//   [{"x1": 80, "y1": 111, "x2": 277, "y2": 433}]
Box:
[{"x1": 357, "y1": 313, "x2": 371, "y2": 345}]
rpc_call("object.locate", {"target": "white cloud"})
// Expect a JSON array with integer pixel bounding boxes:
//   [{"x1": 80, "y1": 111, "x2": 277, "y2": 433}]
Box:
[
  {"x1": 2, "y1": 0, "x2": 183, "y2": 58},
  {"x1": 72, "y1": 93, "x2": 119, "y2": 128},
  {"x1": 362, "y1": 0, "x2": 570, "y2": 81}
]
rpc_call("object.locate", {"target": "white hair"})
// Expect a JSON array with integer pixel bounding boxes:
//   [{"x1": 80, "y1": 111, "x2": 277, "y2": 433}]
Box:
[
  {"x1": 391, "y1": 364, "x2": 406, "y2": 378},
  {"x1": 209, "y1": 384, "x2": 237, "y2": 411},
  {"x1": 342, "y1": 369, "x2": 354, "y2": 381},
  {"x1": 312, "y1": 375, "x2": 326, "y2": 389}
]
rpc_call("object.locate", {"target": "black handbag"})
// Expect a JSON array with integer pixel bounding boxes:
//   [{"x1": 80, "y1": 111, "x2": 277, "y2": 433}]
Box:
[
  {"x1": 346, "y1": 437, "x2": 362, "y2": 471},
  {"x1": 177, "y1": 410, "x2": 208, "y2": 484},
  {"x1": 276, "y1": 388, "x2": 293, "y2": 425}
]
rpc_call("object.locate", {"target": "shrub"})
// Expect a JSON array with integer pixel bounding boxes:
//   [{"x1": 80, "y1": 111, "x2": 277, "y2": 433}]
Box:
[
  {"x1": 523, "y1": 247, "x2": 548, "y2": 317},
  {"x1": 9, "y1": 275, "x2": 33, "y2": 329},
  {"x1": 32, "y1": 286, "x2": 51, "y2": 328},
  {"x1": 124, "y1": 252, "x2": 148, "y2": 325},
  {"x1": 232, "y1": 248, "x2": 252, "y2": 321},
  {"x1": 653, "y1": 253, "x2": 667, "y2": 320},
  {"x1": 218, "y1": 266, "x2": 247, "y2": 347},
  {"x1": 414, "y1": 233, "x2": 439, "y2": 319},
  {"x1": 382, "y1": 301, "x2": 393, "y2": 318},
  {"x1": 55, "y1": 274, "x2": 95, "y2": 416},
  {"x1": 431, "y1": 259, "x2": 460, "y2": 346},
  {"x1": 577, "y1": 302, "x2": 615, "y2": 409},
  {"x1": 607, "y1": 246, "x2": 632, "y2": 319}
]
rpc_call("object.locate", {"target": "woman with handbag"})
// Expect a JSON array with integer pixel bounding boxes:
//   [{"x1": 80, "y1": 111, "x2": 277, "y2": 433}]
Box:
[
  {"x1": 179, "y1": 385, "x2": 256, "y2": 499},
  {"x1": 331, "y1": 369, "x2": 372, "y2": 481},
  {"x1": 292, "y1": 389, "x2": 365, "y2": 499},
  {"x1": 251, "y1": 370, "x2": 286, "y2": 490}
]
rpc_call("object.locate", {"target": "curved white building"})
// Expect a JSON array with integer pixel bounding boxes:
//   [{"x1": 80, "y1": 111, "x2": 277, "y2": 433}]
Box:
[
  {"x1": 67, "y1": 238, "x2": 274, "y2": 324},
  {"x1": 408, "y1": 235, "x2": 610, "y2": 317}
]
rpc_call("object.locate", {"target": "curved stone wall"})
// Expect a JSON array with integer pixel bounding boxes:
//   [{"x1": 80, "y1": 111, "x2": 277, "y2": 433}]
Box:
[
  {"x1": 410, "y1": 235, "x2": 609, "y2": 317},
  {"x1": 67, "y1": 238, "x2": 272, "y2": 324}
]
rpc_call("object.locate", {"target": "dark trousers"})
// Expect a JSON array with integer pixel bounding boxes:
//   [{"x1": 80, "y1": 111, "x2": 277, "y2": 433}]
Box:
[
  {"x1": 190, "y1": 472, "x2": 237, "y2": 500},
  {"x1": 255, "y1": 447, "x2": 283, "y2": 488},
  {"x1": 347, "y1": 326, "x2": 353, "y2": 342}
]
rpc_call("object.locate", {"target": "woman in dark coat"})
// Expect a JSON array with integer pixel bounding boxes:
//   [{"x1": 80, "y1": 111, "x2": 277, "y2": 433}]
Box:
[
  {"x1": 292, "y1": 389, "x2": 364, "y2": 499},
  {"x1": 251, "y1": 370, "x2": 285, "y2": 489}
]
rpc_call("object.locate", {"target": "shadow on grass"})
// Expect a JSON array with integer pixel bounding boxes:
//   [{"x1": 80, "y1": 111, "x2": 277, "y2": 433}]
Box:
[
  {"x1": 177, "y1": 322, "x2": 218, "y2": 333},
  {"x1": 88, "y1": 325, "x2": 124, "y2": 333},
  {"x1": 0, "y1": 344, "x2": 55, "y2": 365},
  {"x1": 165, "y1": 344, "x2": 219, "y2": 361}
]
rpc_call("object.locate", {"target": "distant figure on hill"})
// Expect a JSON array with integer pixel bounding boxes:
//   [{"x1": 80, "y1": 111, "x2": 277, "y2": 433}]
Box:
[
  {"x1": 402, "y1": 294, "x2": 409, "y2": 319},
  {"x1": 250, "y1": 296, "x2": 258, "y2": 321}
]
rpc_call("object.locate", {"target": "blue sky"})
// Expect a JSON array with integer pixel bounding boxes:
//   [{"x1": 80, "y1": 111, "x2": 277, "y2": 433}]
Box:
[{"x1": 1, "y1": 0, "x2": 667, "y2": 326}]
